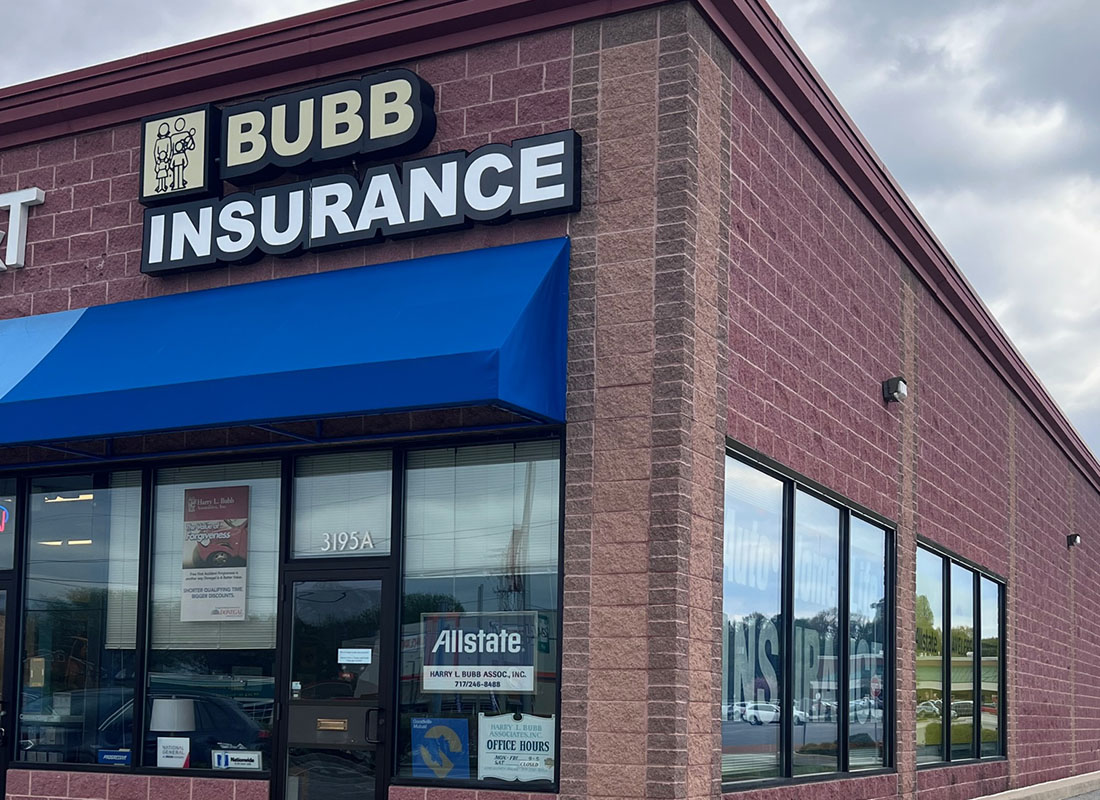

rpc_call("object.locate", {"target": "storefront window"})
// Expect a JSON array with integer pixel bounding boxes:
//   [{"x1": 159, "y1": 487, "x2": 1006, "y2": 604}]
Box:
[
  {"x1": 915, "y1": 545, "x2": 1004, "y2": 764},
  {"x1": 146, "y1": 461, "x2": 280, "y2": 770},
  {"x1": 397, "y1": 441, "x2": 560, "y2": 786},
  {"x1": 721, "y1": 458, "x2": 783, "y2": 781},
  {"x1": 848, "y1": 517, "x2": 886, "y2": 769},
  {"x1": 18, "y1": 472, "x2": 141, "y2": 765},
  {"x1": 792, "y1": 491, "x2": 839, "y2": 775},
  {"x1": 0, "y1": 477, "x2": 15, "y2": 569},
  {"x1": 915, "y1": 548, "x2": 944, "y2": 764},
  {"x1": 293, "y1": 451, "x2": 392, "y2": 558},
  {"x1": 721, "y1": 454, "x2": 891, "y2": 785}
]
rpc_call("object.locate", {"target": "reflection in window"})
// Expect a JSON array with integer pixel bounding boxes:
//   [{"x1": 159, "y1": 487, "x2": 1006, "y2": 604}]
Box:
[
  {"x1": 0, "y1": 476, "x2": 15, "y2": 569},
  {"x1": 293, "y1": 451, "x2": 392, "y2": 558},
  {"x1": 915, "y1": 549, "x2": 944, "y2": 764},
  {"x1": 916, "y1": 546, "x2": 1004, "y2": 764},
  {"x1": 980, "y1": 578, "x2": 1000, "y2": 756},
  {"x1": 18, "y1": 472, "x2": 141, "y2": 764},
  {"x1": 722, "y1": 458, "x2": 783, "y2": 782},
  {"x1": 397, "y1": 441, "x2": 560, "y2": 784},
  {"x1": 848, "y1": 518, "x2": 886, "y2": 769},
  {"x1": 721, "y1": 455, "x2": 891, "y2": 784},
  {"x1": 146, "y1": 462, "x2": 280, "y2": 770},
  {"x1": 793, "y1": 492, "x2": 839, "y2": 775},
  {"x1": 950, "y1": 563, "x2": 975, "y2": 760}
]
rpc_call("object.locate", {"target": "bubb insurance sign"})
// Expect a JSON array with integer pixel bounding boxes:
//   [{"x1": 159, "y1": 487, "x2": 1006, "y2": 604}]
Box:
[
  {"x1": 138, "y1": 69, "x2": 581, "y2": 276},
  {"x1": 421, "y1": 611, "x2": 537, "y2": 693}
]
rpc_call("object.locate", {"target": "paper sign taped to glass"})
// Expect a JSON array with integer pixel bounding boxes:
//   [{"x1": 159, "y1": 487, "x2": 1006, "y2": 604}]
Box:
[
  {"x1": 421, "y1": 611, "x2": 537, "y2": 693},
  {"x1": 180, "y1": 486, "x2": 249, "y2": 622},
  {"x1": 477, "y1": 713, "x2": 555, "y2": 782}
]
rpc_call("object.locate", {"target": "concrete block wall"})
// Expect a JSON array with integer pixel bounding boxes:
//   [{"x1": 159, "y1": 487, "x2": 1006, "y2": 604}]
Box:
[{"x1": 4, "y1": 3, "x2": 1100, "y2": 800}]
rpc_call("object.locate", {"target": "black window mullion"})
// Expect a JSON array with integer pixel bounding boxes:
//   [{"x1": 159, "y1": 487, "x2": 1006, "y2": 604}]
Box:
[
  {"x1": 10, "y1": 474, "x2": 29, "y2": 766},
  {"x1": 884, "y1": 526, "x2": 896, "y2": 769},
  {"x1": 132, "y1": 467, "x2": 155, "y2": 771},
  {"x1": 838, "y1": 511, "x2": 850, "y2": 772},
  {"x1": 781, "y1": 480, "x2": 796, "y2": 777},
  {"x1": 999, "y1": 583, "x2": 1007, "y2": 757},
  {"x1": 972, "y1": 571, "x2": 981, "y2": 759},
  {"x1": 941, "y1": 553, "x2": 950, "y2": 762}
]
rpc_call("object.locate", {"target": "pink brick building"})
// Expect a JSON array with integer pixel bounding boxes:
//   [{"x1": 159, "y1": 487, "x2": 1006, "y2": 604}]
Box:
[{"x1": 0, "y1": 2, "x2": 1095, "y2": 800}]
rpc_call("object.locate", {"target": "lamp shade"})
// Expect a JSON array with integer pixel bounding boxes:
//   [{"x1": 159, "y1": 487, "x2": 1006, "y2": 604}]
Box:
[{"x1": 149, "y1": 698, "x2": 196, "y2": 732}]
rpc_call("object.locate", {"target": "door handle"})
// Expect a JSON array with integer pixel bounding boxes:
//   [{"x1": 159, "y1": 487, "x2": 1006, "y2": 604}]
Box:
[{"x1": 365, "y1": 708, "x2": 382, "y2": 745}]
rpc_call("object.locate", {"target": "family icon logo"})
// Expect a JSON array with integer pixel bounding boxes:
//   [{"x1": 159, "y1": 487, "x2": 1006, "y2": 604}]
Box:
[{"x1": 140, "y1": 106, "x2": 213, "y2": 205}]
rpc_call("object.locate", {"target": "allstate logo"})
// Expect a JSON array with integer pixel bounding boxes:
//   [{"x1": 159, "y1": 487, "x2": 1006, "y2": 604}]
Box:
[{"x1": 0, "y1": 504, "x2": 8, "y2": 533}]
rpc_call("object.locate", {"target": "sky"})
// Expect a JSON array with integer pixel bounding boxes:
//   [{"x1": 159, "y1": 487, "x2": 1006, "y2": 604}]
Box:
[{"x1": 3, "y1": 0, "x2": 1098, "y2": 454}]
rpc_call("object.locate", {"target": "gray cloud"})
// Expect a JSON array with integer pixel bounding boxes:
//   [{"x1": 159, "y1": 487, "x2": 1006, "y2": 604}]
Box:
[
  {"x1": 0, "y1": 0, "x2": 343, "y2": 88},
  {"x1": 771, "y1": 0, "x2": 1100, "y2": 455}
]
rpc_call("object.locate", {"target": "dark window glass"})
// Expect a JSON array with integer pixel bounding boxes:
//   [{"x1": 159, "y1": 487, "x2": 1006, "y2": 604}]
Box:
[
  {"x1": 848, "y1": 518, "x2": 886, "y2": 769},
  {"x1": 792, "y1": 491, "x2": 839, "y2": 775},
  {"x1": 18, "y1": 472, "x2": 141, "y2": 765},
  {"x1": 145, "y1": 462, "x2": 280, "y2": 770},
  {"x1": 950, "y1": 563, "x2": 975, "y2": 760},
  {"x1": 0, "y1": 477, "x2": 15, "y2": 569},
  {"x1": 396, "y1": 441, "x2": 559, "y2": 785},
  {"x1": 721, "y1": 457, "x2": 783, "y2": 782},
  {"x1": 980, "y1": 578, "x2": 1001, "y2": 756},
  {"x1": 915, "y1": 548, "x2": 944, "y2": 764}
]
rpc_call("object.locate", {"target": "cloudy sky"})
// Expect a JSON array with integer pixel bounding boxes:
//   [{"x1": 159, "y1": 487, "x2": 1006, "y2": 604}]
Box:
[
  {"x1": 3, "y1": 1, "x2": 1098, "y2": 454},
  {"x1": 767, "y1": 0, "x2": 1100, "y2": 454}
]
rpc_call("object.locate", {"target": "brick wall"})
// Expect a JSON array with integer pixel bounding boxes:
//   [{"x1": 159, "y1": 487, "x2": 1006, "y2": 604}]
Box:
[
  {"x1": 4, "y1": 770, "x2": 265, "y2": 800},
  {"x1": 707, "y1": 0, "x2": 1100, "y2": 798},
  {"x1": 4, "y1": 3, "x2": 1100, "y2": 800}
]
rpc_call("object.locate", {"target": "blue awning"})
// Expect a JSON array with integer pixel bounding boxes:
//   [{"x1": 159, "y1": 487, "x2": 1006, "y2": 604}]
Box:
[{"x1": 0, "y1": 237, "x2": 569, "y2": 445}]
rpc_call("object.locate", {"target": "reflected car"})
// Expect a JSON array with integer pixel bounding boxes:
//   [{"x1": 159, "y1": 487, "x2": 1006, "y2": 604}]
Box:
[
  {"x1": 743, "y1": 703, "x2": 806, "y2": 726},
  {"x1": 19, "y1": 689, "x2": 270, "y2": 766},
  {"x1": 722, "y1": 702, "x2": 749, "y2": 721}
]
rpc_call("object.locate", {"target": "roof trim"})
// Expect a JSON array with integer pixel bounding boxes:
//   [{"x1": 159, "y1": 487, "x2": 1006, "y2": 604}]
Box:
[{"x1": 1, "y1": 0, "x2": 1095, "y2": 489}]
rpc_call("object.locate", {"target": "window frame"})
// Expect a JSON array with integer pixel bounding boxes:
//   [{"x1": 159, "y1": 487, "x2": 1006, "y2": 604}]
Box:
[
  {"x1": 722, "y1": 443, "x2": 897, "y2": 790},
  {"x1": 915, "y1": 539, "x2": 1007, "y2": 767},
  {"x1": 2, "y1": 430, "x2": 564, "y2": 793}
]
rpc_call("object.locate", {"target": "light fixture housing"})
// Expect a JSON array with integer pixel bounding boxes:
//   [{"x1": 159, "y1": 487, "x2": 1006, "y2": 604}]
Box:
[
  {"x1": 882, "y1": 376, "x2": 908, "y2": 403},
  {"x1": 1068, "y1": 533, "x2": 1082, "y2": 548}
]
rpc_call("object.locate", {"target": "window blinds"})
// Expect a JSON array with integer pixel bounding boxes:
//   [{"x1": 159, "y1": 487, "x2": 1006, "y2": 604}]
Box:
[{"x1": 404, "y1": 441, "x2": 560, "y2": 579}]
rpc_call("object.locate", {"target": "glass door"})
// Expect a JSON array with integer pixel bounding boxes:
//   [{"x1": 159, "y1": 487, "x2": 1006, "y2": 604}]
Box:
[{"x1": 282, "y1": 578, "x2": 390, "y2": 800}]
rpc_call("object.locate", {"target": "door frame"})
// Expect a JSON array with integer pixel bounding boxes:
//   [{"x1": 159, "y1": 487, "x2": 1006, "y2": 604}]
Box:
[
  {"x1": 0, "y1": 575, "x2": 18, "y2": 795},
  {"x1": 272, "y1": 566, "x2": 397, "y2": 800}
]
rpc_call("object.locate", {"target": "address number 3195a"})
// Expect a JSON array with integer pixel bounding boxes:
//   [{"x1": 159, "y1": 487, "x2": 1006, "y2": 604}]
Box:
[{"x1": 320, "y1": 531, "x2": 376, "y2": 552}]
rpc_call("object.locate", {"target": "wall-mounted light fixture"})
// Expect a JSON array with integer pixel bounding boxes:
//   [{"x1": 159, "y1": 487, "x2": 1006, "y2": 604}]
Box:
[
  {"x1": 1068, "y1": 533, "x2": 1082, "y2": 548},
  {"x1": 882, "y1": 376, "x2": 908, "y2": 403}
]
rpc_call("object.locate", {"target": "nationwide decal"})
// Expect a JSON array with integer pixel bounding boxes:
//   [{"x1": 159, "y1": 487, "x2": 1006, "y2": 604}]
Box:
[{"x1": 139, "y1": 69, "x2": 581, "y2": 276}]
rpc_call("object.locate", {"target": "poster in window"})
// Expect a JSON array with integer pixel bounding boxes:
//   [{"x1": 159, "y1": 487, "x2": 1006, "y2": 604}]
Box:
[{"x1": 180, "y1": 486, "x2": 249, "y2": 622}]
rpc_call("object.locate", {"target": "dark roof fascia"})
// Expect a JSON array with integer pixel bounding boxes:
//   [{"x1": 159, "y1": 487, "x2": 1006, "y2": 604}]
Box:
[{"x1": 1, "y1": 0, "x2": 1095, "y2": 491}]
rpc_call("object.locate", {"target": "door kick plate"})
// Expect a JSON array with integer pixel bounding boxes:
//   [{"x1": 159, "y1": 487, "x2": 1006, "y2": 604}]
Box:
[{"x1": 317, "y1": 718, "x2": 349, "y2": 731}]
